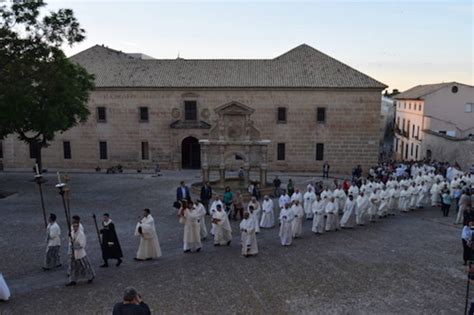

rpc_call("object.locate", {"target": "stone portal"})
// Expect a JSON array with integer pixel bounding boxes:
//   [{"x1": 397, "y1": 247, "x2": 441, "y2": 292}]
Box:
[{"x1": 199, "y1": 101, "x2": 270, "y2": 188}]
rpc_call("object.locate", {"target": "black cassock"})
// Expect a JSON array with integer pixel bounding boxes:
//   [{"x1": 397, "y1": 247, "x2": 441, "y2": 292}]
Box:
[{"x1": 100, "y1": 222, "x2": 123, "y2": 260}]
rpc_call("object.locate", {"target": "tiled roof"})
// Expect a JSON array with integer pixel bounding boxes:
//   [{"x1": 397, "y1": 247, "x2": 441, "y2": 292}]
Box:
[
  {"x1": 394, "y1": 82, "x2": 457, "y2": 100},
  {"x1": 70, "y1": 44, "x2": 387, "y2": 89}
]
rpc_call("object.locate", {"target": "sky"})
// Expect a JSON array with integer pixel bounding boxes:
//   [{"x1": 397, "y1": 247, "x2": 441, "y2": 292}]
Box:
[{"x1": 45, "y1": 0, "x2": 473, "y2": 91}]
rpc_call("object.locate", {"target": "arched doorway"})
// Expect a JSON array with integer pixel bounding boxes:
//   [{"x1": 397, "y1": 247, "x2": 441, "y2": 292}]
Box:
[{"x1": 181, "y1": 136, "x2": 201, "y2": 169}]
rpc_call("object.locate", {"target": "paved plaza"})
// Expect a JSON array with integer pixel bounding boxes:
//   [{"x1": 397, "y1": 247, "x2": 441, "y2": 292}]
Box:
[{"x1": 0, "y1": 171, "x2": 466, "y2": 314}]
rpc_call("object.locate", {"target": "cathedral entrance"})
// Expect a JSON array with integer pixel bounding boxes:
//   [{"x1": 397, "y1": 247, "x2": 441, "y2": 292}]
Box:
[{"x1": 181, "y1": 136, "x2": 201, "y2": 169}]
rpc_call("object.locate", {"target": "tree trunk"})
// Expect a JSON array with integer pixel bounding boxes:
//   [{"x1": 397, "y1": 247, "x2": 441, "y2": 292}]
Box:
[{"x1": 34, "y1": 142, "x2": 42, "y2": 173}]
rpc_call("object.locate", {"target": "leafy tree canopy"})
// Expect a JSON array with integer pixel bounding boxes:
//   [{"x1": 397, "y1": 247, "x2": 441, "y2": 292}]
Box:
[{"x1": 0, "y1": 0, "x2": 94, "y2": 169}]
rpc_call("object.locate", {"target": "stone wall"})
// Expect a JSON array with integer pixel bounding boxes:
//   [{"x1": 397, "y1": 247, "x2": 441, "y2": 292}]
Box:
[
  {"x1": 2, "y1": 88, "x2": 382, "y2": 174},
  {"x1": 421, "y1": 132, "x2": 474, "y2": 171}
]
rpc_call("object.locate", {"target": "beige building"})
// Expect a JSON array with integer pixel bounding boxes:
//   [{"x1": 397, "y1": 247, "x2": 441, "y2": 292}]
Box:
[
  {"x1": 394, "y1": 82, "x2": 474, "y2": 169},
  {"x1": 1, "y1": 44, "x2": 386, "y2": 174}
]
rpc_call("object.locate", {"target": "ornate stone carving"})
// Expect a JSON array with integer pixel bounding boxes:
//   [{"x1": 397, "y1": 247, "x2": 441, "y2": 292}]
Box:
[
  {"x1": 201, "y1": 108, "x2": 210, "y2": 119},
  {"x1": 171, "y1": 108, "x2": 181, "y2": 119}
]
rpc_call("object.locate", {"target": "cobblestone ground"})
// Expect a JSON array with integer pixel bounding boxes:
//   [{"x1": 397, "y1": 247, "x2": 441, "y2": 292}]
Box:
[{"x1": 0, "y1": 171, "x2": 466, "y2": 314}]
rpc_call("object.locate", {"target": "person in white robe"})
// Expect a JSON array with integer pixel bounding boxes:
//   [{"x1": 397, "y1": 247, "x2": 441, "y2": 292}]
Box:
[
  {"x1": 303, "y1": 188, "x2": 316, "y2": 220},
  {"x1": 291, "y1": 200, "x2": 304, "y2": 238},
  {"x1": 368, "y1": 189, "x2": 380, "y2": 222},
  {"x1": 260, "y1": 196, "x2": 275, "y2": 228},
  {"x1": 179, "y1": 202, "x2": 202, "y2": 253},
  {"x1": 408, "y1": 183, "x2": 418, "y2": 210},
  {"x1": 212, "y1": 205, "x2": 232, "y2": 246},
  {"x1": 430, "y1": 180, "x2": 441, "y2": 207},
  {"x1": 356, "y1": 192, "x2": 370, "y2": 225},
  {"x1": 44, "y1": 213, "x2": 61, "y2": 270},
  {"x1": 388, "y1": 185, "x2": 400, "y2": 215},
  {"x1": 279, "y1": 192, "x2": 291, "y2": 209},
  {"x1": 378, "y1": 189, "x2": 390, "y2": 218},
  {"x1": 340, "y1": 195, "x2": 357, "y2": 228},
  {"x1": 416, "y1": 182, "x2": 429, "y2": 208},
  {"x1": 240, "y1": 212, "x2": 258, "y2": 257},
  {"x1": 348, "y1": 184, "x2": 359, "y2": 199},
  {"x1": 247, "y1": 197, "x2": 261, "y2": 233},
  {"x1": 325, "y1": 197, "x2": 338, "y2": 232},
  {"x1": 312, "y1": 195, "x2": 326, "y2": 234},
  {"x1": 291, "y1": 189, "x2": 303, "y2": 205},
  {"x1": 135, "y1": 209, "x2": 162, "y2": 260},
  {"x1": 248, "y1": 205, "x2": 260, "y2": 234},
  {"x1": 279, "y1": 204, "x2": 294, "y2": 246},
  {"x1": 195, "y1": 201, "x2": 208, "y2": 240},
  {"x1": 209, "y1": 196, "x2": 223, "y2": 236},
  {"x1": 67, "y1": 222, "x2": 95, "y2": 286},
  {"x1": 399, "y1": 187, "x2": 410, "y2": 212}
]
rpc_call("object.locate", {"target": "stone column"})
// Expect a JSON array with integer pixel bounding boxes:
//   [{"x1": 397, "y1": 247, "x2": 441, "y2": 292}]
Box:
[
  {"x1": 219, "y1": 145, "x2": 225, "y2": 188},
  {"x1": 199, "y1": 140, "x2": 210, "y2": 184},
  {"x1": 260, "y1": 167, "x2": 267, "y2": 188},
  {"x1": 244, "y1": 166, "x2": 250, "y2": 188}
]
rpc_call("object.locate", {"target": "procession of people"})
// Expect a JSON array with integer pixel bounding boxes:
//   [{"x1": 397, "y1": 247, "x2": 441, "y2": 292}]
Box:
[{"x1": 27, "y1": 160, "x2": 472, "y2": 288}]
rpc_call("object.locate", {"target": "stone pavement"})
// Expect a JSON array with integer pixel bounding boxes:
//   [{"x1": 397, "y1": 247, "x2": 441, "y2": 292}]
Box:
[{"x1": 0, "y1": 171, "x2": 467, "y2": 314}]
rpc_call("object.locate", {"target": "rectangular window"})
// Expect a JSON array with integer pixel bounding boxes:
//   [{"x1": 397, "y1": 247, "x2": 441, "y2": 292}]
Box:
[
  {"x1": 407, "y1": 120, "x2": 410, "y2": 138},
  {"x1": 29, "y1": 142, "x2": 37, "y2": 159},
  {"x1": 394, "y1": 138, "x2": 399, "y2": 152},
  {"x1": 412, "y1": 125, "x2": 415, "y2": 138},
  {"x1": 141, "y1": 141, "x2": 149, "y2": 160},
  {"x1": 99, "y1": 141, "x2": 108, "y2": 160},
  {"x1": 402, "y1": 118, "x2": 405, "y2": 131},
  {"x1": 417, "y1": 126, "x2": 420, "y2": 138},
  {"x1": 139, "y1": 107, "x2": 149, "y2": 122},
  {"x1": 396, "y1": 117, "x2": 400, "y2": 128},
  {"x1": 63, "y1": 141, "x2": 71, "y2": 159},
  {"x1": 415, "y1": 145, "x2": 419, "y2": 160},
  {"x1": 410, "y1": 143, "x2": 414, "y2": 156},
  {"x1": 184, "y1": 101, "x2": 197, "y2": 121},
  {"x1": 316, "y1": 107, "x2": 326, "y2": 123},
  {"x1": 277, "y1": 107, "x2": 287, "y2": 123},
  {"x1": 97, "y1": 107, "x2": 106, "y2": 122},
  {"x1": 404, "y1": 103, "x2": 406, "y2": 109},
  {"x1": 316, "y1": 143, "x2": 324, "y2": 161},
  {"x1": 277, "y1": 143, "x2": 285, "y2": 161},
  {"x1": 465, "y1": 103, "x2": 473, "y2": 113},
  {"x1": 408, "y1": 103, "x2": 411, "y2": 110},
  {"x1": 418, "y1": 104, "x2": 422, "y2": 111}
]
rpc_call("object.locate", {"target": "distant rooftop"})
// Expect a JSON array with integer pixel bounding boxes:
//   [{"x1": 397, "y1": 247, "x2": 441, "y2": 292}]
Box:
[
  {"x1": 70, "y1": 44, "x2": 387, "y2": 89},
  {"x1": 394, "y1": 82, "x2": 472, "y2": 100}
]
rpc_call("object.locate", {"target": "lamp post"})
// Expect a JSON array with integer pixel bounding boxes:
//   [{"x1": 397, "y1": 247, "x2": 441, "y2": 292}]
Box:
[{"x1": 33, "y1": 164, "x2": 47, "y2": 228}]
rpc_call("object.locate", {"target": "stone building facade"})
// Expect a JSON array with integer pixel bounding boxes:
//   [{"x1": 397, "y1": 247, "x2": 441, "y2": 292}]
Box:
[{"x1": 1, "y1": 44, "x2": 386, "y2": 174}]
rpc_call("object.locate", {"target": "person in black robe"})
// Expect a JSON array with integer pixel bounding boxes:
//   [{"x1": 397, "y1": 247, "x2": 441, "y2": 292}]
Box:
[{"x1": 100, "y1": 213, "x2": 123, "y2": 267}]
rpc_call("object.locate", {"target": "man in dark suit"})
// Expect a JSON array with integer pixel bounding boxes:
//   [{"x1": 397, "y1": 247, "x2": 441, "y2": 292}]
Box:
[
  {"x1": 176, "y1": 181, "x2": 191, "y2": 202},
  {"x1": 200, "y1": 182, "x2": 213, "y2": 213}
]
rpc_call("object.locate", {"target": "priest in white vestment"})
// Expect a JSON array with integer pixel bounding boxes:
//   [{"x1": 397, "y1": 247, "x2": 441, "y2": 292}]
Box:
[
  {"x1": 67, "y1": 222, "x2": 95, "y2": 286},
  {"x1": 408, "y1": 183, "x2": 418, "y2": 210},
  {"x1": 279, "y1": 204, "x2": 294, "y2": 246},
  {"x1": 303, "y1": 188, "x2": 316, "y2": 219},
  {"x1": 135, "y1": 209, "x2": 162, "y2": 260},
  {"x1": 260, "y1": 196, "x2": 275, "y2": 228},
  {"x1": 179, "y1": 202, "x2": 202, "y2": 253},
  {"x1": 356, "y1": 192, "x2": 369, "y2": 225},
  {"x1": 378, "y1": 189, "x2": 390, "y2": 218},
  {"x1": 430, "y1": 180, "x2": 441, "y2": 206},
  {"x1": 212, "y1": 205, "x2": 232, "y2": 246},
  {"x1": 325, "y1": 197, "x2": 337, "y2": 232},
  {"x1": 247, "y1": 197, "x2": 261, "y2": 233},
  {"x1": 291, "y1": 189, "x2": 303, "y2": 204},
  {"x1": 399, "y1": 187, "x2": 410, "y2": 212},
  {"x1": 368, "y1": 190, "x2": 380, "y2": 222},
  {"x1": 240, "y1": 212, "x2": 258, "y2": 257},
  {"x1": 279, "y1": 192, "x2": 291, "y2": 209},
  {"x1": 209, "y1": 196, "x2": 223, "y2": 236},
  {"x1": 312, "y1": 195, "x2": 326, "y2": 234},
  {"x1": 195, "y1": 201, "x2": 208, "y2": 240},
  {"x1": 340, "y1": 195, "x2": 357, "y2": 228},
  {"x1": 291, "y1": 200, "x2": 304, "y2": 238}
]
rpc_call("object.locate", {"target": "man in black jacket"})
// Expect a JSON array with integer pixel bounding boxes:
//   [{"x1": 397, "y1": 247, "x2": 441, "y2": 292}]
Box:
[
  {"x1": 100, "y1": 213, "x2": 123, "y2": 267},
  {"x1": 200, "y1": 182, "x2": 213, "y2": 213},
  {"x1": 113, "y1": 287, "x2": 150, "y2": 315}
]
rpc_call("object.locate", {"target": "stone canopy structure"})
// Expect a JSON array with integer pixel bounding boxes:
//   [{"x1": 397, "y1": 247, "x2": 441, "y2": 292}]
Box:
[{"x1": 200, "y1": 101, "x2": 270, "y2": 187}]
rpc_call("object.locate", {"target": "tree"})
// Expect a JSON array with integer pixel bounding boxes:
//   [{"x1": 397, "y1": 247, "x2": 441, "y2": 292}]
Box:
[{"x1": 0, "y1": 0, "x2": 94, "y2": 170}]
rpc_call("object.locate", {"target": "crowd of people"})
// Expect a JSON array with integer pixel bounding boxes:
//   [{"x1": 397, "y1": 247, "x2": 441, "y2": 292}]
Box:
[{"x1": 4, "y1": 161, "x2": 470, "y2": 302}]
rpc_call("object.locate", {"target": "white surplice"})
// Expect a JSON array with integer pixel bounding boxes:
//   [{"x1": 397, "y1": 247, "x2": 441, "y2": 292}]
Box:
[
  {"x1": 240, "y1": 218, "x2": 258, "y2": 256},
  {"x1": 135, "y1": 214, "x2": 162, "y2": 259}
]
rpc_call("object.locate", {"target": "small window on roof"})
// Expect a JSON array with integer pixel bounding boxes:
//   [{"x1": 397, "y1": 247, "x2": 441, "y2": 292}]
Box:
[{"x1": 452, "y1": 86, "x2": 458, "y2": 93}]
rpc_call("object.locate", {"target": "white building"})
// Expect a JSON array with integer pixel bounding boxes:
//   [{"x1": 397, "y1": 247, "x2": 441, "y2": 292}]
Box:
[{"x1": 393, "y1": 82, "x2": 474, "y2": 169}]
